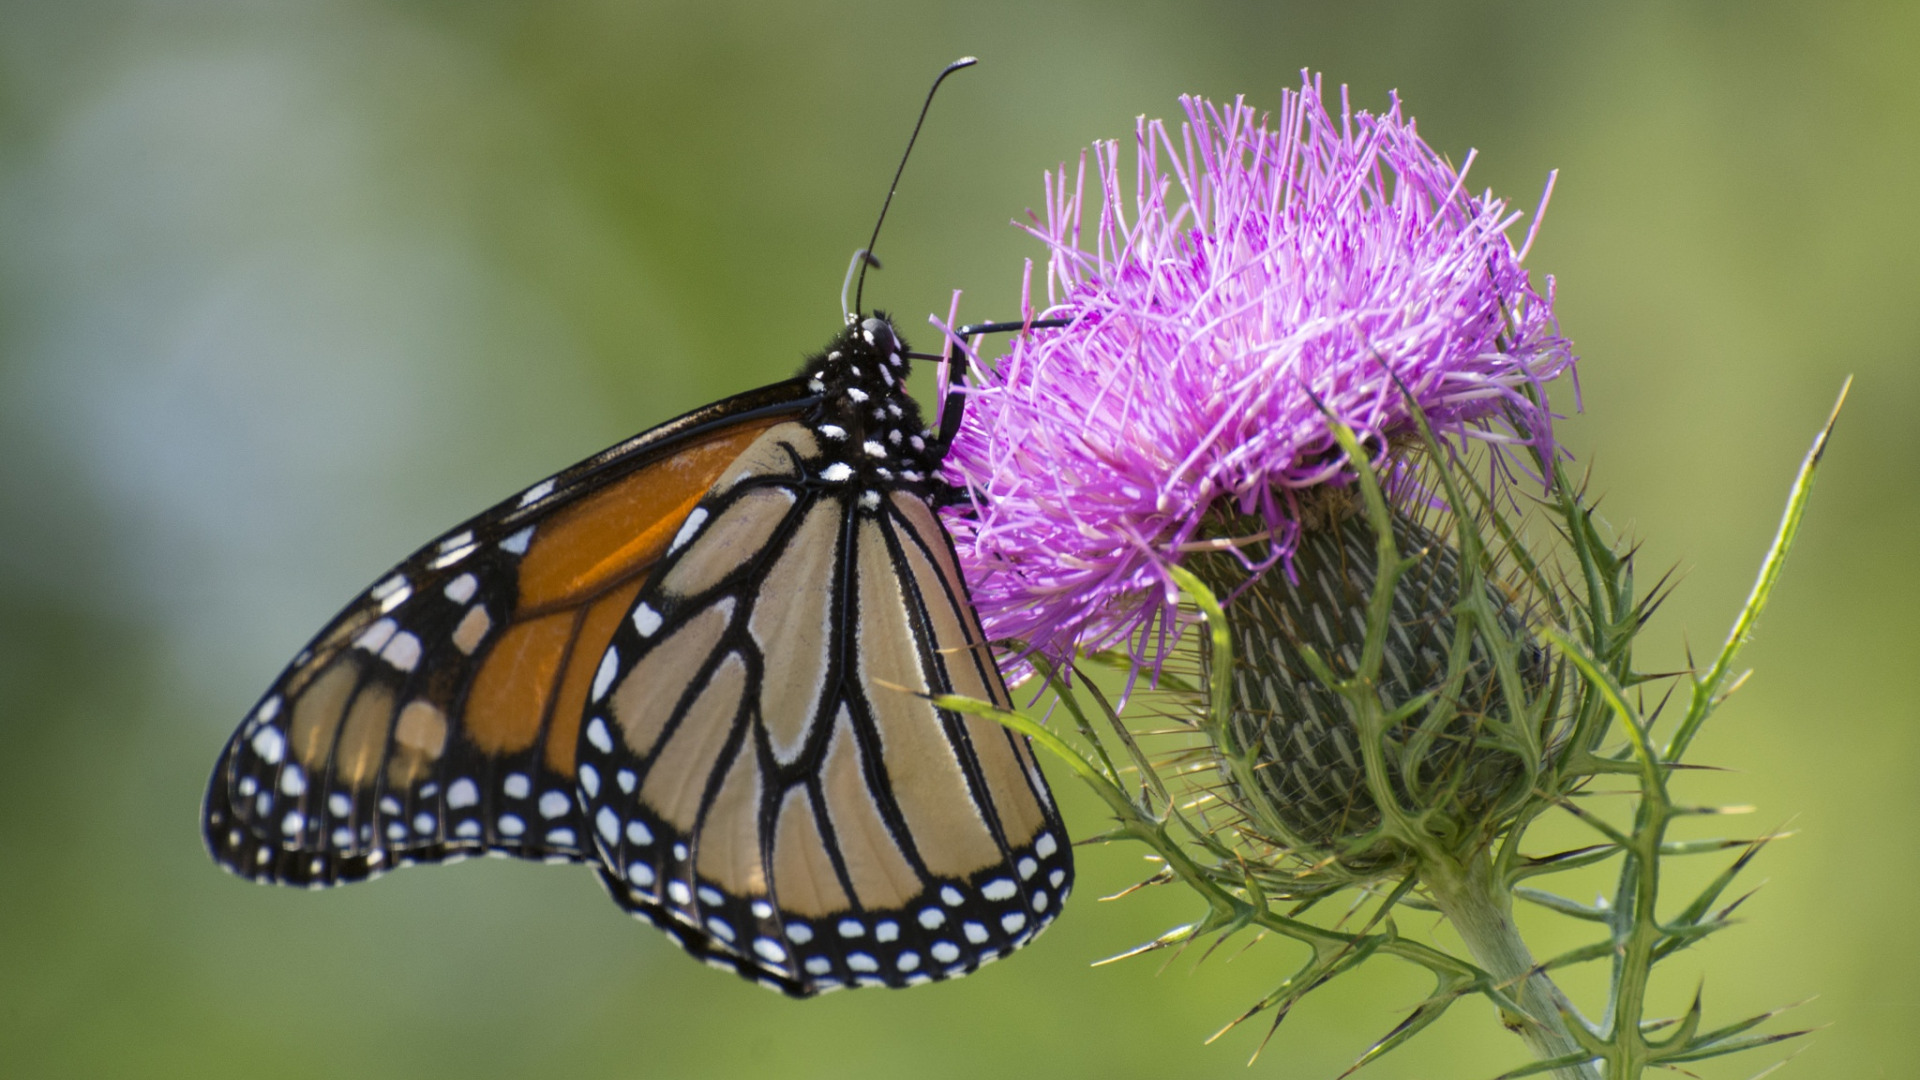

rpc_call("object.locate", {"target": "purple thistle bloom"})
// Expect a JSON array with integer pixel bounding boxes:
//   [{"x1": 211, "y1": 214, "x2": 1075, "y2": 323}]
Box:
[{"x1": 941, "y1": 74, "x2": 1575, "y2": 671}]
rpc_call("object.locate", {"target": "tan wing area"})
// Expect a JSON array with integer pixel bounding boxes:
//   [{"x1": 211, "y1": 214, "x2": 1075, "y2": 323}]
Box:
[
  {"x1": 854, "y1": 517, "x2": 1005, "y2": 878},
  {"x1": 598, "y1": 476, "x2": 1056, "y2": 917},
  {"x1": 888, "y1": 494, "x2": 1052, "y2": 846}
]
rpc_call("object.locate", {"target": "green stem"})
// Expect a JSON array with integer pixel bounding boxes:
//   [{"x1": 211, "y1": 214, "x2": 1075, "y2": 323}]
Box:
[{"x1": 1423, "y1": 849, "x2": 1602, "y2": 1080}]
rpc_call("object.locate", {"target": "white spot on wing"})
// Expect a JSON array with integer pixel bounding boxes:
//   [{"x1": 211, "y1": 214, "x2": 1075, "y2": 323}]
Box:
[
  {"x1": 591, "y1": 647, "x2": 620, "y2": 701},
  {"x1": 429, "y1": 543, "x2": 476, "y2": 569},
  {"x1": 379, "y1": 631, "x2": 422, "y2": 672},
  {"x1": 670, "y1": 507, "x2": 709, "y2": 554},
  {"x1": 627, "y1": 862, "x2": 656, "y2": 887},
  {"x1": 378, "y1": 585, "x2": 413, "y2": 614},
  {"x1": 447, "y1": 779, "x2": 479, "y2": 809},
  {"x1": 585, "y1": 716, "x2": 613, "y2": 754},
  {"x1": 821, "y1": 462, "x2": 853, "y2": 483},
  {"x1": 538, "y1": 791, "x2": 571, "y2": 819},
  {"x1": 370, "y1": 574, "x2": 408, "y2": 601},
  {"x1": 250, "y1": 727, "x2": 285, "y2": 765},
  {"x1": 518, "y1": 479, "x2": 555, "y2": 507},
  {"x1": 443, "y1": 573, "x2": 479, "y2": 603},
  {"x1": 632, "y1": 604, "x2": 662, "y2": 637},
  {"x1": 354, "y1": 618, "x2": 399, "y2": 653},
  {"x1": 981, "y1": 878, "x2": 1017, "y2": 901},
  {"x1": 500, "y1": 527, "x2": 534, "y2": 555},
  {"x1": 503, "y1": 774, "x2": 530, "y2": 799}
]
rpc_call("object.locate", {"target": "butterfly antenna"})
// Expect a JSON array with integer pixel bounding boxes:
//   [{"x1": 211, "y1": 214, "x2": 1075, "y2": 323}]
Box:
[
  {"x1": 840, "y1": 249, "x2": 881, "y2": 322},
  {"x1": 852, "y1": 56, "x2": 978, "y2": 317}
]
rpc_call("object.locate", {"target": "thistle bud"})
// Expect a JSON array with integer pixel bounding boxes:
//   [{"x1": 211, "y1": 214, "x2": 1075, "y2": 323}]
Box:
[{"x1": 1188, "y1": 491, "x2": 1555, "y2": 871}]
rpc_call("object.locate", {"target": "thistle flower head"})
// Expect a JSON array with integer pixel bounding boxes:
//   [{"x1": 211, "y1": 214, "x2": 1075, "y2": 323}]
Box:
[
  {"x1": 943, "y1": 74, "x2": 1574, "y2": 669},
  {"x1": 931, "y1": 75, "x2": 1821, "y2": 1074}
]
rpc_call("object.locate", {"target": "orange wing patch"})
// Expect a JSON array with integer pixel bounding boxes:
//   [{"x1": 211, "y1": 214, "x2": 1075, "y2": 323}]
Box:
[
  {"x1": 461, "y1": 419, "x2": 786, "y2": 779},
  {"x1": 516, "y1": 420, "x2": 781, "y2": 612},
  {"x1": 464, "y1": 612, "x2": 574, "y2": 756}
]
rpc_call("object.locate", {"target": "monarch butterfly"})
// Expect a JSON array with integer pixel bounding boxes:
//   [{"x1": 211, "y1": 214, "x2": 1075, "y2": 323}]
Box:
[{"x1": 201, "y1": 59, "x2": 1073, "y2": 997}]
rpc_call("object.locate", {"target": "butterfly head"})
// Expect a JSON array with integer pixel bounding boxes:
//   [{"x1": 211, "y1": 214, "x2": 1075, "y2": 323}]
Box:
[{"x1": 799, "y1": 313, "x2": 945, "y2": 505}]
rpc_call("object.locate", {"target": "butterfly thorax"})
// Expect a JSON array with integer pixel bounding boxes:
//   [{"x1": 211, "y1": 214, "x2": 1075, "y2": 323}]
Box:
[{"x1": 798, "y1": 315, "x2": 942, "y2": 511}]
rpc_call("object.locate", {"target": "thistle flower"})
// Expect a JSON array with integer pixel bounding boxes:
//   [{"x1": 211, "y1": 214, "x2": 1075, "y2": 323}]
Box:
[
  {"x1": 946, "y1": 75, "x2": 1571, "y2": 670},
  {"x1": 944, "y1": 75, "x2": 1574, "y2": 867},
  {"x1": 936, "y1": 76, "x2": 1826, "y2": 1079}
]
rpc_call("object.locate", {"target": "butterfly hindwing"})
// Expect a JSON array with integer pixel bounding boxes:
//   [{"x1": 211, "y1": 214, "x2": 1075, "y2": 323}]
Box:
[
  {"x1": 204, "y1": 383, "x2": 811, "y2": 886},
  {"x1": 575, "y1": 334, "x2": 1072, "y2": 997}
]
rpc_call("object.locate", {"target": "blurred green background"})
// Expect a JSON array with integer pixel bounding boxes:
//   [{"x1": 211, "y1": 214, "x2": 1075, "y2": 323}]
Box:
[{"x1": 1, "y1": 2, "x2": 1913, "y2": 1077}]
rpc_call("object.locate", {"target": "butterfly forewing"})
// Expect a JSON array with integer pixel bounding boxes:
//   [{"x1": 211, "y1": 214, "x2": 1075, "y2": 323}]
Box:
[{"x1": 204, "y1": 384, "x2": 809, "y2": 886}]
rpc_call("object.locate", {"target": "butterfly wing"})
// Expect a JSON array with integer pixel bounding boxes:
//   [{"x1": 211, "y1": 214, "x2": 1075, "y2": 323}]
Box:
[
  {"x1": 574, "y1": 420, "x2": 1072, "y2": 996},
  {"x1": 204, "y1": 383, "x2": 812, "y2": 886}
]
